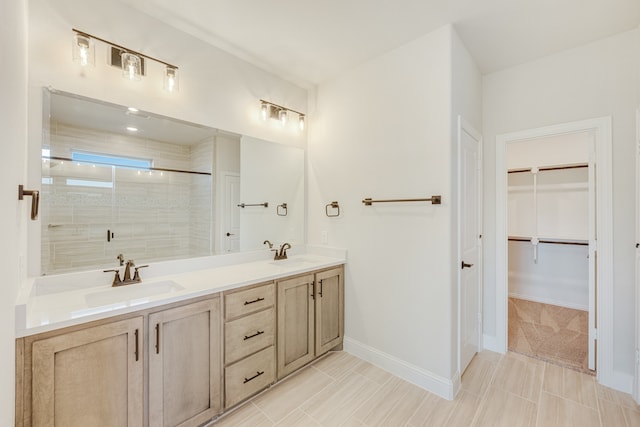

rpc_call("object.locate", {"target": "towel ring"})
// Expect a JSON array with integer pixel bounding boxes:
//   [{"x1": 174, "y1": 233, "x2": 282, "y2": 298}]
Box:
[{"x1": 325, "y1": 201, "x2": 340, "y2": 217}]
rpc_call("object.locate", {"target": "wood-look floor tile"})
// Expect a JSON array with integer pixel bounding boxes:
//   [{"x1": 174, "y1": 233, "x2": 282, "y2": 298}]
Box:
[
  {"x1": 312, "y1": 351, "x2": 363, "y2": 380},
  {"x1": 462, "y1": 353, "x2": 499, "y2": 396},
  {"x1": 376, "y1": 382, "x2": 429, "y2": 427},
  {"x1": 211, "y1": 403, "x2": 274, "y2": 427},
  {"x1": 597, "y1": 382, "x2": 640, "y2": 410},
  {"x1": 353, "y1": 360, "x2": 394, "y2": 385},
  {"x1": 543, "y1": 362, "x2": 597, "y2": 409},
  {"x1": 253, "y1": 366, "x2": 333, "y2": 422},
  {"x1": 623, "y1": 406, "x2": 640, "y2": 427},
  {"x1": 537, "y1": 391, "x2": 599, "y2": 427},
  {"x1": 598, "y1": 398, "x2": 627, "y2": 426},
  {"x1": 473, "y1": 387, "x2": 537, "y2": 427},
  {"x1": 445, "y1": 390, "x2": 482, "y2": 426},
  {"x1": 408, "y1": 392, "x2": 458, "y2": 426},
  {"x1": 300, "y1": 372, "x2": 379, "y2": 426},
  {"x1": 491, "y1": 352, "x2": 544, "y2": 402},
  {"x1": 352, "y1": 376, "x2": 408, "y2": 424},
  {"x1": 276, "y1": 409, "x2": 321, "y2": 427}
]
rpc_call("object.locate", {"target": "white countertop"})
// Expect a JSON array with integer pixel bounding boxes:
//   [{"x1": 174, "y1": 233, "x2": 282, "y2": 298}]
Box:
[{"x1": 16, "y1": 246, "x2": 346, "y2": 338}]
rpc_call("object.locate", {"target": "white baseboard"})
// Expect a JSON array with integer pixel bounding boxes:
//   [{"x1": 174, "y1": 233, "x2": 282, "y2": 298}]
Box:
[
  {"x1": 482, "y1": 334, "x2": 501, "y2": 353},
  {"x1": 599, "y1": 369, "x2": 634, "y2": 395},
  {"x1": 343, "y1": 336, "x2": 456, "y2": 400}
]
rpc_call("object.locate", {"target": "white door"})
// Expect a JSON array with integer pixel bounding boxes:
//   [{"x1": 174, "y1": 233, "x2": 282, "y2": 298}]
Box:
[
  {"x1": 222, "y1": 173, "x2": 240, "y2": 252},
  {"x1": 459, "y1": 118, "x2": 482, "y2": 374}
]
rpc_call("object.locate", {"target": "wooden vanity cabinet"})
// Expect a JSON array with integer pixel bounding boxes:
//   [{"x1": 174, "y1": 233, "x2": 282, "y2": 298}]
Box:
[
  {"x1": 16, "y1": 296, "x2": 222, "y2": 427},
  {"x1": 27, "y1": 317, "x2": 144, "y2": 427},
  {"x1": 148, "y1": 298, "x2": 222, "y2": 427},
  {"x1": 223, "y1": 282, "x2": 276, "y2": 408},
  {"x1": 277, "y1": 266, "x2": 344, "y2": 379}
]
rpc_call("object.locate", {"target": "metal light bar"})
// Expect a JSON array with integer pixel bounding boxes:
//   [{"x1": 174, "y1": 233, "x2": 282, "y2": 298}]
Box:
[{"x1": 72, "y1": 28, "x2": 178, "y2": 70}]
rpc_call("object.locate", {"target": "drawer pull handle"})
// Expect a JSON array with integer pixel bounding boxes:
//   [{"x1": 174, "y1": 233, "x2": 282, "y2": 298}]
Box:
[
  {"x1": 134, "y1": 329, "x2": 140, "y2": 362},
  {"x1": 244, "y1": 297, "x2": 265, "y2": 305},
  {"x1": 244, "y1": 370, "x2": 264, "y2": 384},
  {"x1": 244, "y1": 330, "x2": 265, "y2": 340}
]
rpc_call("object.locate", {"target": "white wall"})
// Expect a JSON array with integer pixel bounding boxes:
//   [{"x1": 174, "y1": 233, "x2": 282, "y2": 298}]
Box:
[
  {"x1": 483, "y1": 29, "x2": 640, "y2": 377},
  {"x1": 27, "y1": 0, "x2": 308, "y2": 274},
  {"x1": 0, "y1": 0, "x2": 27, "y2": 424},
  {"x1": 308, "y1": 25, "x2": 480, "y2": 394}
]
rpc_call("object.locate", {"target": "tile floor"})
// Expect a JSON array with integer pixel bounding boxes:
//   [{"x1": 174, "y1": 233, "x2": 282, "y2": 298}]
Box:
[{"x1": 209, "y1": 350, "x2": 640, "y2": 427}]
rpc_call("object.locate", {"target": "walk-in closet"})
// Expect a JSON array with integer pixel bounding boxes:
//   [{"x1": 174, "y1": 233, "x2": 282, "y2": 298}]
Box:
[{"x1": 506, "y1": 131, "x2": 595, "y2": 373}]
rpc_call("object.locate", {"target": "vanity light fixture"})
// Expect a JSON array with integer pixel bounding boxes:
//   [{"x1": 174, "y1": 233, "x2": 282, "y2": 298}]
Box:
[
  {"x1": 259, "y1": 99, "x2": 306, "y2": 131},
  {"x1": 71, "y1": 29, "x2": 179, "y2": 92},
  {"x1": 72, "y1": 32, "x2": 95, "y2": 67}
]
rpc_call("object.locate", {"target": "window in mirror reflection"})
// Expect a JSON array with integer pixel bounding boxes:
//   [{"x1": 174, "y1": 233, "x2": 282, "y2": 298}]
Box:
[{"x1": 41, "y1": 104, "x2": 215, "y2": 274}]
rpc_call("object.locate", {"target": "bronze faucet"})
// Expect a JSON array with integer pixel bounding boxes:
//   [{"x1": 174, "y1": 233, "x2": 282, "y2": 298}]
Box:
[
  {"x1": 104, "y1": 259, "x2": 149, "y2": 287},
  {"x1": 273, "y1": 243, "x2": 291, "y2": 261}
]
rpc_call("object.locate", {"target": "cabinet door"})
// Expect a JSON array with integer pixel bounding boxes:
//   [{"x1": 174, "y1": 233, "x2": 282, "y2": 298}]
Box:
[
  {"x1": 31, "y1": 317, "x2": 144, "y2": 427},
  {"x1": 315, "y1": 267, "x2": 345, "y2": 356},
  {"x1": 149, "y1": 298, "x2": 222, "y2": 427},
  {"x1": 277, "y1": 273, "x2": 315, "y2": 379}
]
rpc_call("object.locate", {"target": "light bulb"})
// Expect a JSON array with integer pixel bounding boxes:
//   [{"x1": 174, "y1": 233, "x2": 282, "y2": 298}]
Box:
[
  {"x1": 261, "y1": 102, "x2": 269, "y2": 121},
  {"x1": 121, "y1": 52, "x2": 141, "y2": 81},
  {"x1": 299, "y1": 115, "x2": 305, "y2": 131},
  {"x1": 164, "y1": 67, "x2": 179, "y2": 92},
  {"x1": 72, "y1": 33, "x2": 94, "y2": 67},
  {"x1": 279, "y1": 109, "x2": 287, "y2": 127}
]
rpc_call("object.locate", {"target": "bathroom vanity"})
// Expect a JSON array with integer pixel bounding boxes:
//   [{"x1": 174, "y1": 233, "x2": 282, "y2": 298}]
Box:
[{"x1": 14, "y1": 252, "x2": 345, "y2": 427}]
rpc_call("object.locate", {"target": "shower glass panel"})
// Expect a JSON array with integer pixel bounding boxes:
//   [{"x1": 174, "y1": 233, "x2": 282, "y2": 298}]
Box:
[{"x1": 41, "y1": 133, "x2": 213, "y2": 275}]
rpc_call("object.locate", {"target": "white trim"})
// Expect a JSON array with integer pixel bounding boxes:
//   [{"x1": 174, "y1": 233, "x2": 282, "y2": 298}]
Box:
[
  {"x1": 508, "y1": 292, "x2": 588, "y2": 312},
  {"x1": 482, "y1": 334, "x2": 499, "y2": 353},
  {"x1": 457, "y1": 116, "x2": 483, "y2": 376},
  {"x1": 343, "y1": 337, "x2": 457, "y2": 400},
  {"x1": 635, "y1": 107, "x2": 640, "y2": 403},
  {"x1": 495, "y1": 117, "x2": 614, "y2": 388}
]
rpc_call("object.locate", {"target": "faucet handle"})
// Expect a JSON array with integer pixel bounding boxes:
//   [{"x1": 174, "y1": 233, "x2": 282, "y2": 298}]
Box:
[
  {"x1": 133, "y1": 265, "x2": 149, "y2": 282},
  {"x1": 103, "y1": 268, "x2": 122, "y2": 286},
  {"x1": 116, "y1": 254, "x2": 124, "y2": 266}
]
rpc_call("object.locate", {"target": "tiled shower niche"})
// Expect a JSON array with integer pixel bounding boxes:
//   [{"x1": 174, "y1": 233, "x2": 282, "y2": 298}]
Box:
[{"x1": 41, "y1": 122, "x2": 213, "y2": 275}]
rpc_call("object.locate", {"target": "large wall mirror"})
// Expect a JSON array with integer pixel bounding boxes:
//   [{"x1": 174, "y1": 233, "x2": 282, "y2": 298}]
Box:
[{"x1": 41, "y1": 89, "x2": 305, "y2": 275}]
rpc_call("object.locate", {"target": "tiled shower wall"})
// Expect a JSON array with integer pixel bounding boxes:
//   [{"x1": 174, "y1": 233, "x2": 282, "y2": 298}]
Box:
[{"x1": 42, "y1": 122, "x2": 213, "y2": 274}]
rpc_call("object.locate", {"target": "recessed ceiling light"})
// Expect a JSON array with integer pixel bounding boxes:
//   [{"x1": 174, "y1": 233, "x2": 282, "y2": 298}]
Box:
[
  {"x1": 126, "y1": 126, "x2": 138, "y2": 132},
  {"x1": 127, "y1": 107, "x2": 139, "y2": 112}
]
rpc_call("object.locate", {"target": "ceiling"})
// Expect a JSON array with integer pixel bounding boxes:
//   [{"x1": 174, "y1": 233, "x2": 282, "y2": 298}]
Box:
[
  {"x1": 50, "y1": 91, "x2": 219, "y2": 145},
  {"x1": 122, "y1": 0, "x2": 639, "y2": 87}
]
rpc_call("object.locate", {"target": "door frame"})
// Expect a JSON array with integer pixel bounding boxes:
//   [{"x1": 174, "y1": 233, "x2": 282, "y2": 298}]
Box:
[
  {"x1": 635, "y1": 107, "x2": 640, "y2": 402},
  {"x1": 457, "y1": 116, "x2": 483, "y2": 375},
  {"x1": 495, "y1": 117, "x2": 613, "y2": 385}
]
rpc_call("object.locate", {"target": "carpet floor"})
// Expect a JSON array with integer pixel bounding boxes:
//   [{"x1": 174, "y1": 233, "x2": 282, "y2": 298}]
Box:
[{"x1": 508, "y1": 297, "x2": 592, "y2": 374}]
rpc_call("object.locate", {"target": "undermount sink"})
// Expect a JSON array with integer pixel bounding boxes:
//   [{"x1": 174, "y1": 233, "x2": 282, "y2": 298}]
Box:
[
  {"x1": 85, "y1": 280, "x2": 184, "y2": 307},
  {"x1": 269, "y1": 257, "x2": 315, "y2": 267}
]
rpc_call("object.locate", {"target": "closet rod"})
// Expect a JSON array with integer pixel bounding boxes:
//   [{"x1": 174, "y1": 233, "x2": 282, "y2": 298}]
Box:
[
  {"x1": 508, "y1": 237, "x2": 588, "y2": 246},
  {"x1": 508, "y1": 164, "x2": 588, "y2": 174}
]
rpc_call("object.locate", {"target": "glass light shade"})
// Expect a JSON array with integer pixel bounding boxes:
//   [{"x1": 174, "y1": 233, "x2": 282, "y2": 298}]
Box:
[
  {"x1": 72, "y1": 34, "x2": 95, "y2": 67},
  {"x1": 278, "y1": 109, "x2": 287, "y2": 126},
  {"x1": 298, "y1": 114, "x2": 305, "y2": 131},
  {"x1": 261, "y1": 102, "x2": 269, "y2": 121},
  {"x1": 121, "y1": 52, "x2": 142, "y2": 81},
  {"x1": 164, "y1": 66, "x2": 179, "y2": 92}
]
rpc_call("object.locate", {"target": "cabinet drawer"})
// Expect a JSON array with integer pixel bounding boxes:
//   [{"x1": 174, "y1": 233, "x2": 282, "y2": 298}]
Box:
[
  {"x1": 225, "y1": 346, "x2": 275, "y2": 408},
  {"x1": 225, "y1": 308, "x2": 275, "y2": 365},
  {"x1": 225, "y1": 282, "x2": 274, "y2": 319}
]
